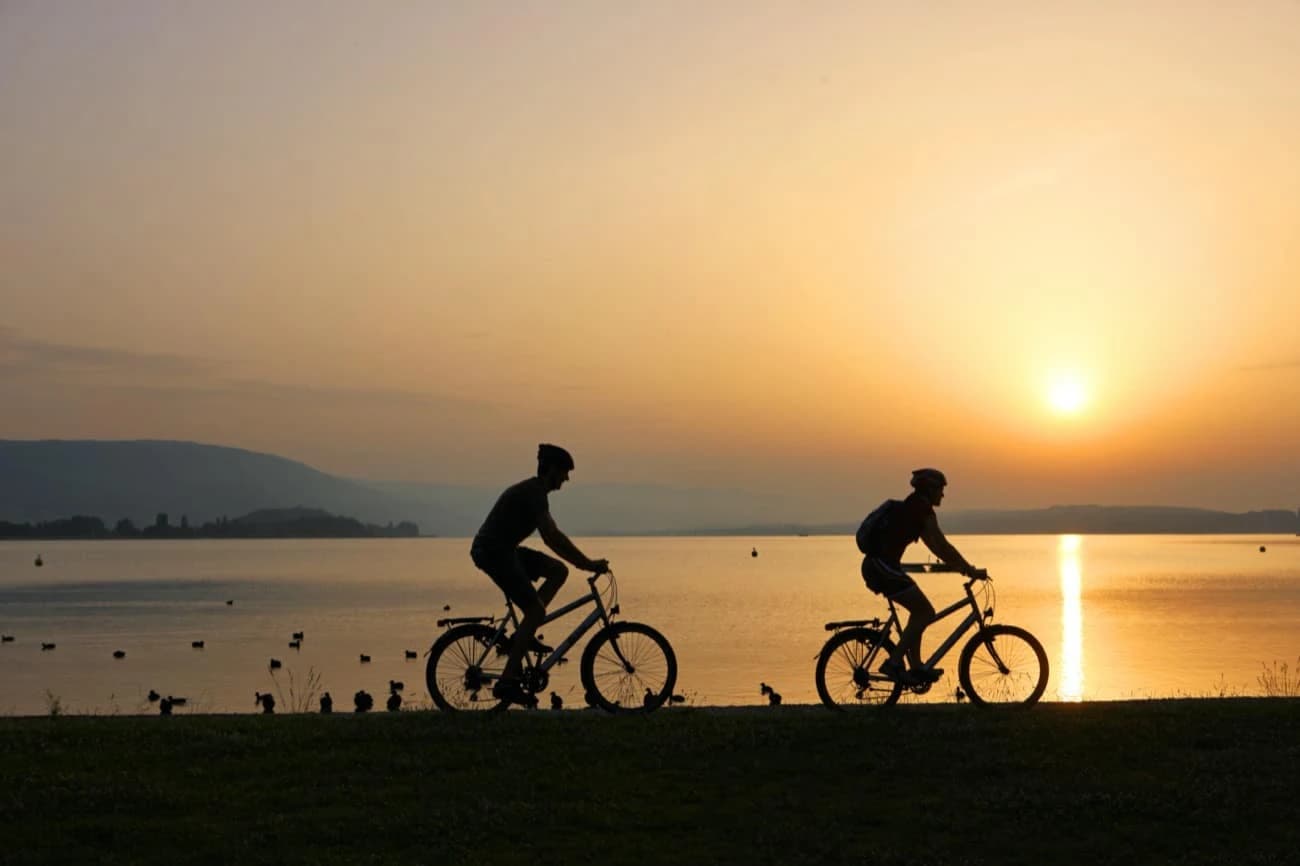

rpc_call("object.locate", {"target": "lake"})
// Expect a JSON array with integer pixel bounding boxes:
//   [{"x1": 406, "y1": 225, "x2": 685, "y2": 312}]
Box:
[{"x1": 1, "y1": 534, "x2": 1297, "y2": 715}]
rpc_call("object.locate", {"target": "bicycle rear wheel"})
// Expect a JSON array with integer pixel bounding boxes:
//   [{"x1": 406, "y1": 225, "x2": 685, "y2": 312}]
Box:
[
  {"x1": 426, "y1": 624, "x2": 507, "y2": 712},
  {"x1": 580, "y1": 622, "x2": 677, "y2": 714},
  {"x1": 815, "y1": 627, "x2": 903, "y2": 709},
  {"x1": 958, "y1": 624, "x2": 1049, "y2": 706}
]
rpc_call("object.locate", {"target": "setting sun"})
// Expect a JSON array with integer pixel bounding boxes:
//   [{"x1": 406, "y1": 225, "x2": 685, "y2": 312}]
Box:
[{"x1": 1048, "y1": 374, "x2": 1088, "y2": 415}]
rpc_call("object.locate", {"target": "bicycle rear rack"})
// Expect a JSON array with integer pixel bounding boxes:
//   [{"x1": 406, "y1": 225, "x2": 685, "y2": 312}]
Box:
[
  {"x1": 436, "y1": 615, "x2": 495, "y2": 628},
  {"x1": 824, "y1": 617, "x2": 884, "y2": 631}
]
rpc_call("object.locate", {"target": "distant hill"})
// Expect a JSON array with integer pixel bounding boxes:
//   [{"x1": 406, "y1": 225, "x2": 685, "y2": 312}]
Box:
[
  {"x1": 0, "y1": 440, "x2": 457, "y2": 531},
  {"x1": 2, "y1": 440, "x2": 1296, "y2": 536},
  {"x1": 658, "y1": 505, "x2": 1300, "y2": 536}
]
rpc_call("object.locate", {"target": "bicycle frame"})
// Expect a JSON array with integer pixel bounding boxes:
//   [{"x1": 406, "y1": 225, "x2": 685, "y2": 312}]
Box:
[
  {"x1": 468, "y1": 573, "x2": 621, "y2": 679},
  {"x1": 884, "y1": 564, "x2": 996, "y2": 672}
]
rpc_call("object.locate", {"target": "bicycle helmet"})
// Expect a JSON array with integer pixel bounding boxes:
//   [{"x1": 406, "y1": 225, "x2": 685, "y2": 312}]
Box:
[
  {"x1": 537, "y1": 443, "x2": 575, "y2": 472},
  {"x1": 910, "y1": 467, "x2": 947, "y2": 490}
]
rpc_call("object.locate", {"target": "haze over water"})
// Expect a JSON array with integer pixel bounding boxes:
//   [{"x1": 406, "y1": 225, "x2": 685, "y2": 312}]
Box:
[{"x1": 2, "y1": 534, "x2": 1297, "y2": 716}]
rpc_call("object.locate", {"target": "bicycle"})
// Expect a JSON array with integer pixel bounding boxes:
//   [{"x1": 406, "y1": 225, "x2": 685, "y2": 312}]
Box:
[
  {"x1": 815, "y1": 563, "x2": 1048, "y2": 708},
  {"x1": 425, "y1": 570, "x2": 677, "y2": 713}
]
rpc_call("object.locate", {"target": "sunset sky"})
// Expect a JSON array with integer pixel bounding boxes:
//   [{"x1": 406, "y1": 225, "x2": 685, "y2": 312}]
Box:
[{"x1": 3, "y1": 1, "x2": 1299, "y2": 517}]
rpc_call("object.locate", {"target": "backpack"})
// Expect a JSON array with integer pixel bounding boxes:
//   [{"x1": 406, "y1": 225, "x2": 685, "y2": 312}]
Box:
[{"x1": 855, "y1": 498, "x2": 901, "y2": 555}]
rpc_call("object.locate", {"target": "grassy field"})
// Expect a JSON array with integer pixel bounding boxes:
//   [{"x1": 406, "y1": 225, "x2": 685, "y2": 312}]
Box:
[{"x1": 3, "y1": 699, "x2": 1298, "y2": 865}]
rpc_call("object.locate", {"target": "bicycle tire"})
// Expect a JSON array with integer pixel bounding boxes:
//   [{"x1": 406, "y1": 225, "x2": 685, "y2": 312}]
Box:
[
  {"x1": 815, "y1": 627, "x2": 903, "y2": 709},
  {"x1": 579, "y1": 622, "x2": 677, "y2": 714},
  {"x1": 957, "y1": 624, "x2": 1049, "y2": 706},
  {"x1": 426, "y1": 624, "x2": 508, "y2": 712}
]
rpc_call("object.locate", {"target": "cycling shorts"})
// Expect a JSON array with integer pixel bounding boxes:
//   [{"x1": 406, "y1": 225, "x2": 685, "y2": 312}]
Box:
[
  {"x1": 471, "y1": 545, "x2": 568, "y2": 610},
  {"x1": 861, "y1": 556, "x2": 917, "y2": 598}
]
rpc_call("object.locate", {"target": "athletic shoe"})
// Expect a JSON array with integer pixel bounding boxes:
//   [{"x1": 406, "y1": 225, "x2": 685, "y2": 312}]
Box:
[
  {"x1": 878, "y1": 658, "x2": 923, "y2": 686},
  {"x1": 491, "y1": 678, "x2": 538, "y2": 708}
]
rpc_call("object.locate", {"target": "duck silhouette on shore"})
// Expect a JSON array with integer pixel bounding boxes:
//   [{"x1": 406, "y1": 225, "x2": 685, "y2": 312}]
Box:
[{"x1": 254, "y1": 692, "x2": 276, "y2": 714}]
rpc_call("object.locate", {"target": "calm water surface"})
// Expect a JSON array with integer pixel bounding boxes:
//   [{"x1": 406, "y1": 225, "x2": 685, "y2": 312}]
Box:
[{"x1": 1, "y1": 535, "x2": 1298, "y2": 715}]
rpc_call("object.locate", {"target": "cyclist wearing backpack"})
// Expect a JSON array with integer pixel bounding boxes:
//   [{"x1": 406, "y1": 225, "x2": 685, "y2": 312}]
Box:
[{"x1": 857, "y1": 468, "x2": 986, "y2": 686}]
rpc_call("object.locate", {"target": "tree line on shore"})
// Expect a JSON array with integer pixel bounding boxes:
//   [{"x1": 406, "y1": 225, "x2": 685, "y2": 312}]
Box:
[{"x1": 0, "y1": 508, "x2": 420, "y2": 540}]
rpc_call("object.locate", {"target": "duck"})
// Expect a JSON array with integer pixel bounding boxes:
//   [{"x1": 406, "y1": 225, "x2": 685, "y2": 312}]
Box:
[
  {"x1": 550, "y1": 692, "x2": 563, "y2": 711},
  {"x1": 34, "y1": 555, "x2": 43, "y2": 567},
  {"x1": 760, "y1": 682, "x2": 782, "y2": 706},
  {"x1": 751, "y1": 547, "x2": 758, "y2": 558},
  {"x1": 319, "y1": 692, "x2": 333, "y2": 714},
  {"x1": 147, "y1": 689, "x2": 161, "y2": 702},
  {"x1": 359, "y1": 654, "x2": 371, "y2": 664},
  {"x1": 191, "y1": 640, "x2": 205, "y2": 649},
  {"x1": 668, "y1": 694, "x2": 686, "y2": 705},
  {"x1": 288, "y1": 640, "x2": 301, "y2": 650},
  {"x1": 443, "y1": 604, "x2": 451, "y2": 611},
  {"x1": 41, "y1": 642, "x2": 56, "y2": 651},
  {"x1": 225, "y1": 599, "x2": 234, "y2": 606},
  {"x1": 113, "y1": 650, "x2": 126, "y2": 659},
  {"x1": 254, "y1": 692, "x2": 276, "y2": 714},
  {"x1": 404, "y1": 649, "x2": 418, "y2": 659},
  {"x1": 353, "y1": 689, "x2": 373, "y2": 713},
  {"x1": 388, "y1": 680, "x2": 404, "y2": 693},
  {"x1": 168, "y1": 696, "x2": 188, "y2": 706},
  {"x1": 159, "y1": 697, "x2": 173, "y2": 716},
  {"x1": 386, "y1": 691, "x2": 402, "y2": 712},
  {"x1": 268, "y1": 658, "x2": 282, "y2": 670},
  {"x1": 2, "y1": 635, "x2": 15, "y2": 643},
  {"x1": 643, "y1": 687, "x2": 657, "y2": 708},
  {"x1": 291, "y1": 631, "x2": 304, "y2": 640}
]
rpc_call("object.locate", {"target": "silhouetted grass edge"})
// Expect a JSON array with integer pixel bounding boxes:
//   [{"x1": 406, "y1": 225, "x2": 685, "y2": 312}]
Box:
[{"x1": 2, "y1": 698, "x2": 1298, "y2": 866}]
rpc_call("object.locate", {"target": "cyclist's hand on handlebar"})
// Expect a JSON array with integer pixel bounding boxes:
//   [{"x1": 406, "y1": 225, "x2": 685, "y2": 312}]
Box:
[{"x1": 588, "y1": 558, "x2": 610, "y2": 575}]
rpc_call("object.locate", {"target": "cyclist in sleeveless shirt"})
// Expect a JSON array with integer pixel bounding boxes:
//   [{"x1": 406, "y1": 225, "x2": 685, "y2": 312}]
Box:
[
  {"x1": 862, "y1": 468, "x2": 986, "y2": 686},
  {"x1": 471, "y1": 443, "x2": 609, "y2": 707}
]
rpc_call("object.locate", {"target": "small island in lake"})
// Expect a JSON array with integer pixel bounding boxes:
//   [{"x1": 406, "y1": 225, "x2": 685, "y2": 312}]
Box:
[{"x1": 0, "y1": 507, "x2": 420, "y2": 540}]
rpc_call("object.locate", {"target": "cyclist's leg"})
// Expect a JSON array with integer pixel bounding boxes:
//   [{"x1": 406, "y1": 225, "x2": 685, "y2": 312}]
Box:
[
  {"x1": 890, "y1": 585, "x2": 935, "y2": 670},
  {"x1": 517, "y1": 546, "x2": 569, "y2": 606},
  {"x1": 863, "y1": 557, "x2": 934, "y2": 669},
  {"x1": 472, "y1": 547, "x2": 544, "y2": 683}
]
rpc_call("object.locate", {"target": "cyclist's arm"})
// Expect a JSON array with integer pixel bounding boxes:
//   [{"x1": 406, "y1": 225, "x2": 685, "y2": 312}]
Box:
[
  {"x1": 538, "y1": 511, "x2": 607, "y2": 573},
  {"x1": 919, "y1": 514, "x2": 977, "y2": 576}
]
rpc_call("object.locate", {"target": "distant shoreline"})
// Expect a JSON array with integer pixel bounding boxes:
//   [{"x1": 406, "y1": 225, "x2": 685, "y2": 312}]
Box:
[{"x1": 4, "y1": 530, "x2": 1298, "y2": 542}]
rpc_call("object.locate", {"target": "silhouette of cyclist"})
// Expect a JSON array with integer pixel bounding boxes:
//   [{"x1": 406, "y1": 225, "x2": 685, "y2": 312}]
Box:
[
  {"x1": 861, "y1": 468, "x2": 986, "y2": 686},
  {"x1": 470, "y1": 443, "x2": 609, "y2": 707}
]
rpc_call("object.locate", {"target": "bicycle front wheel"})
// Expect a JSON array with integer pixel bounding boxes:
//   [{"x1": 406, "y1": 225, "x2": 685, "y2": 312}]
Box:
[
  {"x1": 958, "y1": 624, "x2": 1049, "y2": 706},
  {"x1": 579, "y1": 622, "x2": 677, "y2": 714},
  {"x1": 815, "y1": 627, "x2": 903, "y2": 709},
  {"x1": 426, "y1": 624, "x2": 507, "y2": 712}
]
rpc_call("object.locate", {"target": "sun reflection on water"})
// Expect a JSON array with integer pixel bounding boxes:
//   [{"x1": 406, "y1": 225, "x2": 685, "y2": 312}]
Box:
[{"x1": 1058, "y1": 534, "x2": 1085, "y2": 701}]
